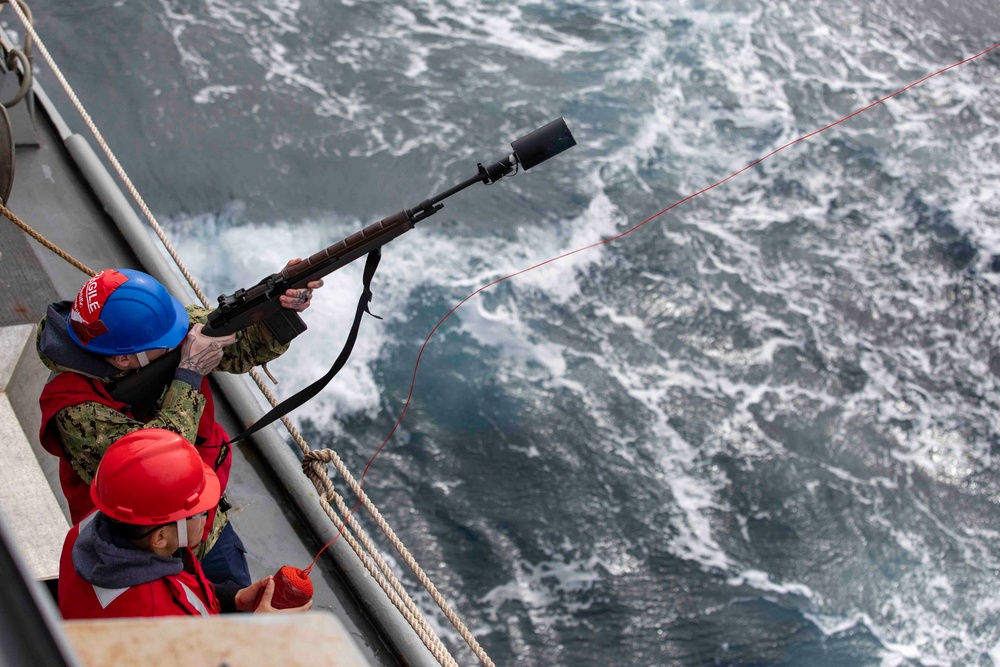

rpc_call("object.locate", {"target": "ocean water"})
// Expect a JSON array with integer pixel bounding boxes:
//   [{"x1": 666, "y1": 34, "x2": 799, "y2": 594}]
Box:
[{"x1": 18, "y1": 0, "x2": 1000, "y2": 664}]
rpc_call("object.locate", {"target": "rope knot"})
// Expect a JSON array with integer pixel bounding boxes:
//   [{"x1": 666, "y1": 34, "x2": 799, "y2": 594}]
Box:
[
  {"x1": 302, "y1": 449, "x2": 337, "y2": 507},
  {"x1": 302, "y1": 448, "x2": 336, "y2": 468}
]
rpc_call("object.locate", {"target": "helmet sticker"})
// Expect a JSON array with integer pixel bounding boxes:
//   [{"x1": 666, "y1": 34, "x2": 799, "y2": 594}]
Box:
[{"x1": 69, "y1": 269, "x2": 129, "y2": 345}]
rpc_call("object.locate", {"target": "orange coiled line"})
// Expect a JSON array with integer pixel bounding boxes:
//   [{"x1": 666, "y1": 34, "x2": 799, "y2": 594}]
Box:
[{"x1": 255, "y1": 565, "x2": 314, "y2": 610}]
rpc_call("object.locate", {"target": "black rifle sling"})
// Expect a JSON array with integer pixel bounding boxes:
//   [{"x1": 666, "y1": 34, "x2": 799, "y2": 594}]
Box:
[{"x1": 227, "y1": 249, "x2": 383, "y2": 446}]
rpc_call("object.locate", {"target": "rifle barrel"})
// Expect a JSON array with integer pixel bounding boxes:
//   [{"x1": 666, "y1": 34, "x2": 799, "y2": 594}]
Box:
[{"x1": 280, "y1": 116, "x2": 577, "y2": 286}]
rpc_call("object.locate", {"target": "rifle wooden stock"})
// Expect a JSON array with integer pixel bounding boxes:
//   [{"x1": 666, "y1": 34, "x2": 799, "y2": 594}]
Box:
[
  {"x1": 283, "y1": 210, "x2": 411, "y2": 286},
  {"x1": 106, "y1": 209, "x2": 415, "y2": 418},
  {"x1": 206, "y1": 210, "x2": 414, "y2": 338}
]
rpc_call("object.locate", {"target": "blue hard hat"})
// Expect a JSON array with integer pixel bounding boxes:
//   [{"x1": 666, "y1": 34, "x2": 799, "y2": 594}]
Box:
[{"x1": 67, "y1": 269, "x2": 189, "y2": 356}]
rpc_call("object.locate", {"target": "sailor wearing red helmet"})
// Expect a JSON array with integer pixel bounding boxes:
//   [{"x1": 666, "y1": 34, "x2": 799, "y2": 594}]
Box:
[
  {"x1": 36, "y1": 263, "x2": 322, "y2": 592},
  {"x1": 58, "y1": 429, "x2": 311, "y2": 618}
]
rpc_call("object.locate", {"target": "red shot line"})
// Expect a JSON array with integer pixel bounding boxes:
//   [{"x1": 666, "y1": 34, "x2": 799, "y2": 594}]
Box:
[{"x1": 308, "y1": 39, "x2": 1000, "y2": 565}]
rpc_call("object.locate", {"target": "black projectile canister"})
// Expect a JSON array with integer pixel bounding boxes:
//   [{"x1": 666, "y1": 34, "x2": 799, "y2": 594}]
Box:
[{"x1": 511, "y1": 117, "x2": 577, "y2": 171}]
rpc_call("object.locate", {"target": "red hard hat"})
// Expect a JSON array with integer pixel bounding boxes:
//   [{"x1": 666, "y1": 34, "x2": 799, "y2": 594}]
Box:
[{"x1": 90, "y1": 429, "x2": 220, "y2": 525}]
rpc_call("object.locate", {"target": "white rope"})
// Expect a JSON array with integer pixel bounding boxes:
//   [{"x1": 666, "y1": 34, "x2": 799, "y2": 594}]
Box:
[{"x1": 5, "y1": 3, "x2": 493, "y2": 665}]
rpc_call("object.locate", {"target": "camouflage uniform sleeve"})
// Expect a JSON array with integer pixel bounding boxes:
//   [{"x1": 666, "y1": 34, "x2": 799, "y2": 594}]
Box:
[
  {"x1": 193, "y1": 510, "x2": 229, "y2": 561},
  {"x1": 186, "y1": 306, "x2": 291, "y2": 374},
  {"x1": 53, "y1": 380, "x2": 206, "y2": 484}
]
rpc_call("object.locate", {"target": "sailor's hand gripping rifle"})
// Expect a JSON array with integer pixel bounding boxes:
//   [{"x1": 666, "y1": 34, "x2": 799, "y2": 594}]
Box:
[{"x1": 107, "y1": 118, "x2": 577, "y2": 422}]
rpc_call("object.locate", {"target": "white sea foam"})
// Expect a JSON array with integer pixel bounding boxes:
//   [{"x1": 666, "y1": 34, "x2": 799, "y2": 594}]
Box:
[
  {"x1": 479, "y1": 555, "x2": 602, "y2": 621},
  {"x1": 727, "y1": 569, "x2": 814, "y2": 599},
  {"x1": 192, "y1": 84, "x2": 242, "y2": 104},
  {"x1": 153, "y1": 0, "x2": 1000, "y2": 663},
  {"x1": 387, "y1": 0, "x2": 604, "y2": 63}
]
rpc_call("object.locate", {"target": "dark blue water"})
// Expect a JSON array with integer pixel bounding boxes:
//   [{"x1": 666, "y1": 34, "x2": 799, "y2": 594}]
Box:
[{"x1": 19, "y1": 1, "x2": 1000, "y2": 664}]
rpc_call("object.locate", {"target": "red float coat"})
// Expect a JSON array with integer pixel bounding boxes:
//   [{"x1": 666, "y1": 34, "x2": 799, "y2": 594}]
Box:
[
  {"x1": 38, "y1": 371, "x2": 230, "y2": 527},
  {"x1": 58, "y1": 514, "x2": 221, "y2": 619}
]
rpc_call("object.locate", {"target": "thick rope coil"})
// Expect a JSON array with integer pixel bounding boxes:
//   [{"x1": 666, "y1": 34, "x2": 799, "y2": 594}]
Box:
[
  {"x1": 302, "y1": 450, "x2": 451, "y2": 636},
  {"x1": 231, "y1": 338, "x2": 481, "y2": 665},
  {"x1": 302, "y1": 450, "x2": 459, "y2": 667},
  {"x1": 4, "y1": 3, "x2": 492, "y2": 665},
  {"x1": 302, "y1": 447, "x2": 496, "y2": 667},
  {"x1": 308, "y1": 480, "x2": 460, "y2": 667}
]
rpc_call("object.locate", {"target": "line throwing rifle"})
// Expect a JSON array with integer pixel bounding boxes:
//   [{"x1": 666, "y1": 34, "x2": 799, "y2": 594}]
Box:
[{"x1": 106, "y1": 117, "x2": 577, "y2": 441}]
